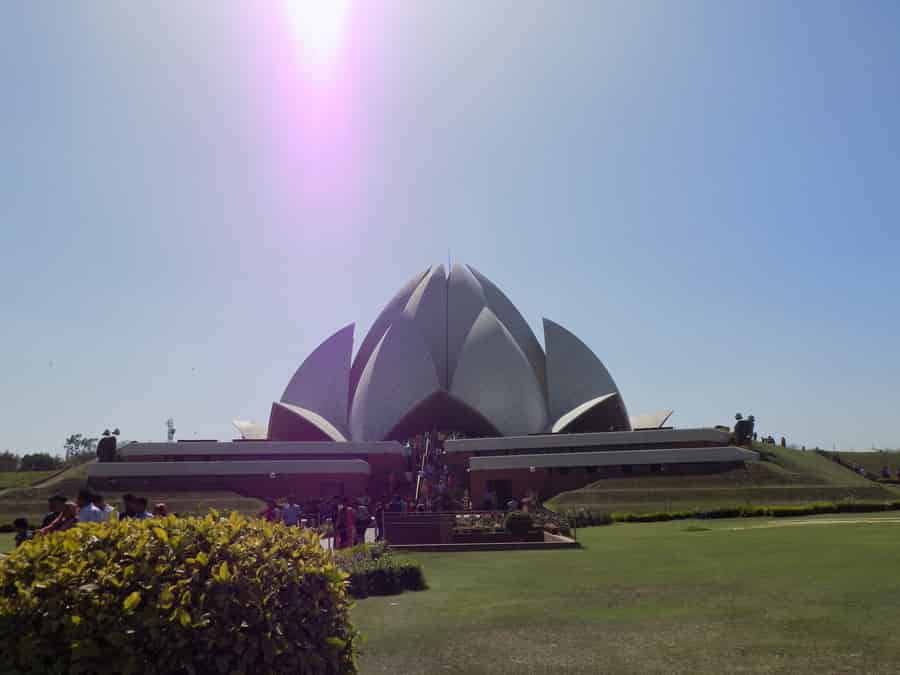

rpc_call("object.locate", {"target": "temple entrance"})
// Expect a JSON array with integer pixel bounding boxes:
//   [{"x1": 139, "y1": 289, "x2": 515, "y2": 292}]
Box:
[{"x1": 487, "y1": 479, "x2": 512, "y2": 509}]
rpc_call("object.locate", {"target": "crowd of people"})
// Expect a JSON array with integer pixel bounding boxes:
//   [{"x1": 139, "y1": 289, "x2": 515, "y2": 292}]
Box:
[
  {"x1": 9, "y1": 429, "x2": 540, "y2": 551},
  {"x1": 13, "y1": 490, "x2": 168, "y2": 547},
  {"x1": 256, "y1": 495, "x2": 377, "y2": 548}
]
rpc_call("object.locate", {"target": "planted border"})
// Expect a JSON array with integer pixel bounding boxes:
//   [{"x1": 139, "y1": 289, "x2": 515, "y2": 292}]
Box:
[
  {"x1": 564, "y1": 499, "x2": 900, "y2": 527},
  {"x1": 333, "y1": 542, "x2": 427, "y2": 599}
]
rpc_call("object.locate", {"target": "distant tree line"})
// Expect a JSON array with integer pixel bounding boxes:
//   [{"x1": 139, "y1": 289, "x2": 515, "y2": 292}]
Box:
[
  {"x1": 0, "y1": 431, "x2": 114, "y2": 472},
  {"x1": 0, "y1": 450, "x2": 62, "y2": 472}
]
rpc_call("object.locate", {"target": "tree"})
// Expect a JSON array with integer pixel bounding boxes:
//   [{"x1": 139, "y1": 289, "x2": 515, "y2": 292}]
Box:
[
  {"x1": 63, "y1": 434, "x2": 83, "y2": 463},
  {"x1": 63, "y1": 434, "x2": 99, "y2": 466},
  {"x1": 0, "y1": 451, "x2": 19, "y2": 472},
  {"x1": 20, "y1": 453, "x2": 62, "y2": 471}
]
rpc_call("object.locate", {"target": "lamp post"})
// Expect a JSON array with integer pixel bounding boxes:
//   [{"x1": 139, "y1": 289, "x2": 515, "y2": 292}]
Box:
[{"x1": 528, "y1": 466, "x2": 536, "y2": 509}]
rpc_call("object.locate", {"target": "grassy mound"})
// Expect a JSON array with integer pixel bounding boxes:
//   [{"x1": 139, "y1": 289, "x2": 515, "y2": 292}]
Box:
[
  {"x1": 0, "y1": 462, "x2": 264, "y2": 528},
  {"x1": 0, "y1": 470, "x2": 61, "y2": 491},
  {"x1": 546, "y1": 443, "x2": 900, "y2": 514},
  {"x1": 824, "y1": 449, "x2": 900, "y2": 476}
]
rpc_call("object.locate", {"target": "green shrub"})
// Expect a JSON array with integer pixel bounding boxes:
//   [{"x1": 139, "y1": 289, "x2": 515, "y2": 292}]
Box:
[
  {"x1": 587, "y1": 499, "x2": 900, "y2": 526},
  {"x1": 394, "y1": 560, "x2": 427, "y2": 591},
  {"x1": 566, "y1": 509, "x2": 614, "y2": 527},
  {"x1": 592, "y1": 512, "x2": 614, "y2": 526},
  {"x1": 0, "y1": 512, "x2": 357, "y2": 674},
  {"x1": 503, "y1": 511, "x2": 534, "y2": 537},
  {"x1": 334, "y1": 543, "x2": 426, "y2": 599}
]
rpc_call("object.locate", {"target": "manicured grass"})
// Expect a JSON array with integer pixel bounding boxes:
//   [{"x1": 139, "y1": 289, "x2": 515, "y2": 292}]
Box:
[
  {"x1": 0, "y1": 533, "x2": 13, "y2": 554},
  {"x1": 755, "y1": 443, "x2": 874, "y2": 484},
  {"x1": 353, "y1": 514, "x2": 900, "y2": 674},
  {"x1": 833, "y1": 450, "x2": 900, "y2": 476},
  {"x1": 547, "y1": 444, "x2": 900, "y2": 514},
  {"x1": 0, "y1": 470, "x2": 59, "y2": 490}
]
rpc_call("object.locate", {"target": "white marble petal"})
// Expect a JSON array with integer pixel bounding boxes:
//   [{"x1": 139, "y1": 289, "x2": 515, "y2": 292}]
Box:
[
  {"x1": 267, "y1": 401, "x2": 349, "y2": 442},
  {"x1": 551, "y1": 392, "x2": 630, "y2": 433},
  {"x1": 469, "y1": 265, "x2": 547, "y2": 398},
  {"x1": 446, "y1": 263, "x2": 488, "y2": 387},
  {"x1": 544, "y1": 317, "x2": 630, "y2": 429},
  {"x1": 349, "y1": 268, "x2": 429, "y2": 403},
  {"x1": 451, "y1": 308, "x2": 549, "y2": 435},
  {"x1": 402, "y1": 264, "x2": 448, "y2": 387},
  {"x1": 281, "y1": 323, "x2": 354, "y2": 434},
  {"x1": 349, "y1": 316, "x2": 442, "y2": 441},
  {"x1": 630, "y1": 410, "x2": 675, "y2": 429},
  {"x1": 231, "y1": 420, "x2": 267, "y2": 440}
]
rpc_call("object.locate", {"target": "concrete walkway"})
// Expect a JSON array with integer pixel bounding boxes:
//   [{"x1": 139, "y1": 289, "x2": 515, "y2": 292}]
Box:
[{"x1": 321, "y1": 527, "x2": 375, "y2": 550}]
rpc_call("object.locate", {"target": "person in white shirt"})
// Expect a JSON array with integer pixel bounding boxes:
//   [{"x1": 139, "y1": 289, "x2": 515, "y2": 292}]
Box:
[
  {"x1": 134, "y1": 495, "x2": 153, "y2": 519},
  {"x1": 93, "y1": 494, "x2": 116, "y2": 522},
  {"x1": 76, "y1": 489, "x2": 105, "y2": 523}
]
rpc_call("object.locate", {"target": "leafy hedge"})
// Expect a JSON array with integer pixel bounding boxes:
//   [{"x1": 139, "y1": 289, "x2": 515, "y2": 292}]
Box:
[
  {"x1": 562, "y1": 508, "x2": 613, "y2": 528},
  {"x1": 333, "y1": 543, "x2": 426, "y2": 599},
  {"x1": 565, "y1": 499, "x2": 900, "y2": 526},
  {"x1": 503, "y1": 511, "x2": 534, "y2": 537},
  {"x1": 0, "y1": 512, "x2": 357, "y2": 674}
]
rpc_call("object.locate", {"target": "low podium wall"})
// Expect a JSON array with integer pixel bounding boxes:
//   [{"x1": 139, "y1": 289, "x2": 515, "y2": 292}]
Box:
[{"x1": 383, "y1": 512, "x2": 456, "y2": 545}]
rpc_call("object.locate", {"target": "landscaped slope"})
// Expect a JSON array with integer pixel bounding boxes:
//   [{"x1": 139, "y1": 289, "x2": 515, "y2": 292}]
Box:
[
  {"x1": 0, "y1": 461, "x2": 264, "y2": 526},
  {"x1": 0, "y1": 470, "x2": 60, "y2": 491},
  {"x1": 546, "y1": 443, "x2": 900, "y2": 514},
  {"x1": 826, "y1": 450, "x2": 900, "y2": 476}
]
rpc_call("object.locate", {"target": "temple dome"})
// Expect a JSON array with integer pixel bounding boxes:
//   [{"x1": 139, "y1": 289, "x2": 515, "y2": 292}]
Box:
[{"x1": 239, "y1": 264, "x2": 632, "y2": 441}]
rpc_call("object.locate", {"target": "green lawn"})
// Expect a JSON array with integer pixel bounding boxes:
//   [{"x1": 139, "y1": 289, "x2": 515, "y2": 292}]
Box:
[
  {"x1": 547, "y1": 444, "x2": 900, "y2": 514},
  {"x1": 353, "y1": 514, "x2": 900, "y2": 674},
  {"x1": 0, "y1": 470, "x2": 59, "y2": 490},
  {"x1": 0, "y1": 533, "x2": 13, "y2": 554}
]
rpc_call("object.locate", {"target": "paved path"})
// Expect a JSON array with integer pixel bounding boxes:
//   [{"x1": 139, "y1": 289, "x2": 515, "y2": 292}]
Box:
[{"x1": 321, "y1": 527, "x2": 375, "y2": 550}]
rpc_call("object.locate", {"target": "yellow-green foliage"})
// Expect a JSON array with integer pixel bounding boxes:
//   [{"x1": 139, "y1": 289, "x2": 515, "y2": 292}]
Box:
[{"x1": 0, "y1": 512, "x2": 357, "y2": 674}]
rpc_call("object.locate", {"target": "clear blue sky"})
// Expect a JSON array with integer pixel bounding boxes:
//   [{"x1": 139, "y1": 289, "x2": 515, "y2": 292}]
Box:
[{"x1": 2, "y1": 1, "x2": 899, "y2": 455}]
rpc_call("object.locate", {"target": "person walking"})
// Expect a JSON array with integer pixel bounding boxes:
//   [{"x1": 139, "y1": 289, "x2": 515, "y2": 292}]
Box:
[
  {"x1": 340, "y1": 499, "x2": 355, "y2": 548},
  {"x1": 374, "y1": 502, "x2": 384, "y2": 541},
  {"x1": 355, "y1": 501, "x2": 370, "y2": 544},
  {"x1": 282, "y1": 496, "x2": 302, "y2": 526}
]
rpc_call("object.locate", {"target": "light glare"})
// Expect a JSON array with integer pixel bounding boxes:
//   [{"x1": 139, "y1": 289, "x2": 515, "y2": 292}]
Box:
[{"x1": 280, "y1": 0, "x2": 352, "y2": 79}]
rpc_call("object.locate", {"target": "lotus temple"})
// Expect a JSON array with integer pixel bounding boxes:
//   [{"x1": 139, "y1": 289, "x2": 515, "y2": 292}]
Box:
[{"x1": 88, "y1": 264, "x2": 756, "y2": 504}]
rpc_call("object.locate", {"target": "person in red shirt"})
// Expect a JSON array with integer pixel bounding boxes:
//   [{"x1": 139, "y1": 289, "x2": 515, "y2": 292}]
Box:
[
  {"x1": 259, "y1": 500, "x2": 280, "y2": 522},
  {"x1": 39, "y1": 502, "x2": 78, "y2": 535}
]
